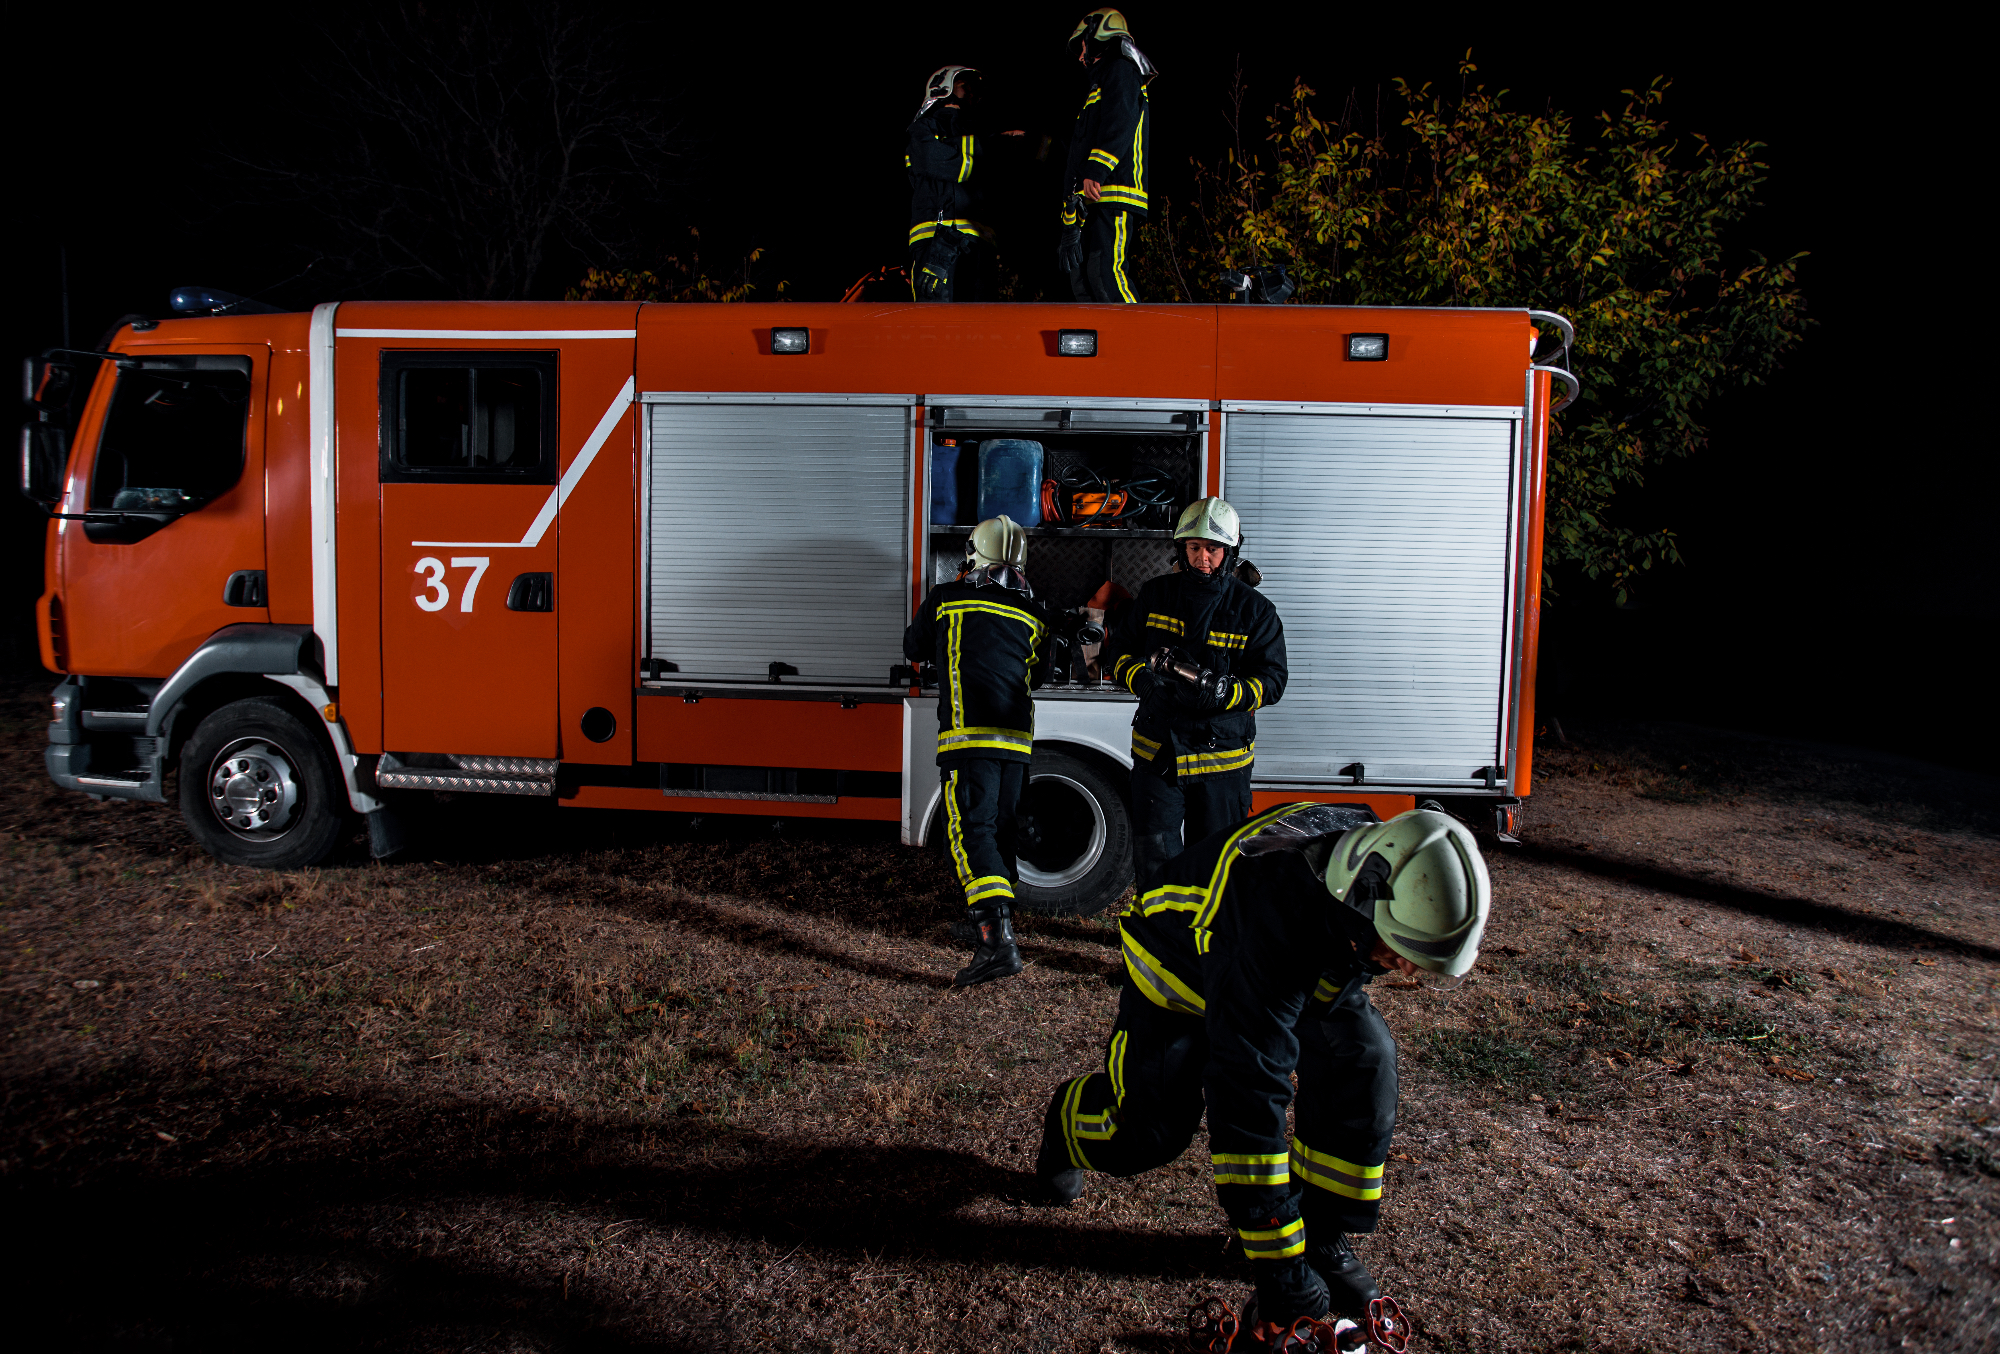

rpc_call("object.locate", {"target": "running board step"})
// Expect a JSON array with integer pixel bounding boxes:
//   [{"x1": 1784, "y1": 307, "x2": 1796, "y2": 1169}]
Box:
[{"x1": 376, "y1": 752, "x2": 557, "y2": 797}]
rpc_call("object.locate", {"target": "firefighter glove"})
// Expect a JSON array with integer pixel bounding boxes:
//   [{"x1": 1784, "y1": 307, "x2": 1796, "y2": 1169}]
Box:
[
  {"x1": 1150, "y1": 646, "x2": 1227, "y2": 711},
  {"x1": 1057, "y1": 223, "x2": 1084, "y2": 281},
  {"x1": 1173, "y1": 669, "x2": 1229, "y2": 712}
]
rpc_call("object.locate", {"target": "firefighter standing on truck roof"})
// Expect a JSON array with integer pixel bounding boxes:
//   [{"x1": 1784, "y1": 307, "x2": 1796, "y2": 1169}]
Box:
[
  {"x1": 907, "y1": 66, "x2": 1023, "y2": 302},
  {"x1": 1108, "y1": 498, "x2": 1286, "y2": 889},
  {"x1": 903, "y1": 517, "x2": 1054, "y2": 986},
  {"x1": 1058, "y1": 8, "x2": 1155, "y2": 303},
  {"x1": 1035, "y1": 805, "x2": 1492, "y2": 1346}
]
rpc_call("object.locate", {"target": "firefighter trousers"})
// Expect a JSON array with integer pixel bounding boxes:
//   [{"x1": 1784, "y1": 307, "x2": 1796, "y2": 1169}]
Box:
[
  {"x1": 1130, "y1": 763, "x2": 1252, "y2": 891},
  {"x1": 1042, "y1": 978, "x2": 1398, "y2": 1235},
  {"x1": 942, "y1": 758, "x2": 1024, "y2": 910},
  {"x1": 1081, "y1": 207, "x2": 1140, "y2": 303}
]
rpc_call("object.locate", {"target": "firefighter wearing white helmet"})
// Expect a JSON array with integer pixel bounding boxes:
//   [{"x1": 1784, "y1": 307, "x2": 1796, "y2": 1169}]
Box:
[
  {"x1": 907, "y1": 65, "x2": 1024, "y2": 301},
  {"x1": 903, "y1": 516, "x2": 1053, "y2": 985},
  {"x1": 1036, "y1": 804, "x2": 1490, "y2": 1343},
  {"x1": 1107, "y1": 497, "x2": 1288, "y2": 888}
]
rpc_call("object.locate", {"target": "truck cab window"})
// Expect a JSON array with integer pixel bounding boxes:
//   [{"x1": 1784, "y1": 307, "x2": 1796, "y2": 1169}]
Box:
[
  {"x1": 381, "y1": 352, "x2": 556, "y2": 483},
  {"x1": 89, "y1": 356, "x2": 252, "y2": 513}
]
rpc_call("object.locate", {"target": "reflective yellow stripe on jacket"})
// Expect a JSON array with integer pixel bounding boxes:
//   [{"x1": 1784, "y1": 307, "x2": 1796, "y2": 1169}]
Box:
[
  {"x1": 1121, "y1": 929, "x2": 1205, "y2": 1015},
  {"x1": 1175, "y1": 742, "x2": 1255, "y2": 778},
  {"x1": 938, "y1": 726, "x2": 1033, "y2": 757},
  {"x1": 936, "y1": 599, "x2": 1043, "y2": 757},
  {"x1": 1191, "y1": 804, "x2": 1299, "y2": 931}
]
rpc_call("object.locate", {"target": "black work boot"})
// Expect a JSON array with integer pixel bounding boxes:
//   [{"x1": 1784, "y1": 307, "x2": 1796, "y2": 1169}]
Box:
[
  {"x1": 953, "y1": 905, "x2": 1023, "y2": 987},
  {"x1": 1034, "y1": 1091, "x2": 1085, "y2": 1203},
  {"x1": 1306, "y1": 1233, "x2": 1380, "y2": 1319}
]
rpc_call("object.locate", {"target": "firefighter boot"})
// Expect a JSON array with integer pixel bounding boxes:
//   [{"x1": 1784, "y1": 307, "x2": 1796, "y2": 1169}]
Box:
[
  {"x1": 1034, "y1": 1088, "x2": 1086, "y2": 1203},
  {"x1": 1306, "y1": 1233, "x2": 1381, "y2": 1319},
  {"x1": 953, "y1": 904, "x2": 1023, "y2": 987}
]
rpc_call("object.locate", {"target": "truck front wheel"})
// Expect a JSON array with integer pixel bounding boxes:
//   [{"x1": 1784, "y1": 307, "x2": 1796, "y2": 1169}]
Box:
[
  {"x1": 179, "y1": 696, "x2": 346, "y2": 869},
  {"x1": 1015, "y1": 749, "x2": 1132, "y2": 917}
]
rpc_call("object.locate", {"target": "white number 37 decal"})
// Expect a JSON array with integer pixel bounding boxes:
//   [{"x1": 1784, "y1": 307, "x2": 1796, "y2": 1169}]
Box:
[{"x1": 413, "y1": 556, "x2": 491, "y2": 613}]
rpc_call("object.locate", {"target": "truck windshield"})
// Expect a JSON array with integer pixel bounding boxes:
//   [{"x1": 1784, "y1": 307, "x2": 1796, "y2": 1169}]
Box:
[{"x1": 90, "y1": 356, "x2": 251, "y2": 513}]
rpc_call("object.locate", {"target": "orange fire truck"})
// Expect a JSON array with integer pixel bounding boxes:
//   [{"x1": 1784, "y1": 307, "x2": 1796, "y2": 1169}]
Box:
[{"x1": 22, "y1": 299, "x2": 1576, "y2": 914}]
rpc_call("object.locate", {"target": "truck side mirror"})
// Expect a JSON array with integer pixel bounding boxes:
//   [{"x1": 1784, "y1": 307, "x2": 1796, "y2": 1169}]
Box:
[{"x1": 18, "y1": 422, "x2": 68, "y2": 509}]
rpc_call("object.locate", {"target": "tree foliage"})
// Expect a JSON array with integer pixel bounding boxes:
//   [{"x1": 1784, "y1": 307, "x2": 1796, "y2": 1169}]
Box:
[
  {"x1": 1139, "y1": 61, "x2": 1810, "y2": 600},
  {"x1": 566, "y1": 232, "x2": 780, "y2": 304},
  {"x1": 257, "y1": 2, "x2": 683, "y2": 301}
]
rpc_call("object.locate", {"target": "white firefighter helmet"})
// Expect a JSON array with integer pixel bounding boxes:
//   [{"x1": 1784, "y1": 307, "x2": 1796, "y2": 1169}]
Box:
[
  {"x1": 1174, "y1": 497, "x2": 1242, "y2": 548},
  {"x1": 1325, "y1": 809, "x2": 1491, "y2": 978},
  {"x1": 966, "y1": 515, "x2": 1029, "y2": 570},
  {"x1": 919, "y1": 65, "x2": 980, "y2": 117}
]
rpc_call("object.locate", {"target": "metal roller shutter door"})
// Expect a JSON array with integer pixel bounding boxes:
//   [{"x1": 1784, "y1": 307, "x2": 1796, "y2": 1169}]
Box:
[
  {"x1": 1225, "y1": 413, "x2": 1517, "y2": 785},
  {"x1": 645, "y1": 401, "x2": 910, "y2": 684}
]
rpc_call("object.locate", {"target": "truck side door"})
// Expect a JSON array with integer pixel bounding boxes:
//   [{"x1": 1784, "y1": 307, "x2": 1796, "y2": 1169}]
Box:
[
  {"x1": 377, "y1": 351, "x2": 561, "y2": 757},
  {"x1": 58, "y1": 347, "x2": 270, "y2": 677}
]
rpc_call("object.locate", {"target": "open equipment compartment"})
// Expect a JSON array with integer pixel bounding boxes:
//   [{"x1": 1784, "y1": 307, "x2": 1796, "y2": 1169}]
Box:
[{"x1": 922, "y1": 396, "x2": 1208, "y2": 680}]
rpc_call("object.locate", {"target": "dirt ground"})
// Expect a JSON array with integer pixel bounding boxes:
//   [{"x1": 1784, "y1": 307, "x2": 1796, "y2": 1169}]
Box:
[{"x1": 2, "y1": 677, "x2": 1995, "y2": 1354}]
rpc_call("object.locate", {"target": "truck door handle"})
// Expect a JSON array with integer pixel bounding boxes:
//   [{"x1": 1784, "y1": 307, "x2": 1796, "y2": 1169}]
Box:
[
  {"x1": 222, "y1": 570, "x2": 267, "y2": 607},
  {"x1": 505, "y1": 573, "x2": 554, "y2": 612}
]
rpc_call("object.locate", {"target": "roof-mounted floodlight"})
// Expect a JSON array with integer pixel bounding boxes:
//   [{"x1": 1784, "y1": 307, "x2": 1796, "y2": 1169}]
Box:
[
  {"x1": 168, "y1": 286, "x2": 281, "y2": 316},
  {"x1": 771, "y1": 327, "x2": 809, "y2": 354},
  {"x1": 1057, "y1": 329, "x2": 1097, "y2": 356}
]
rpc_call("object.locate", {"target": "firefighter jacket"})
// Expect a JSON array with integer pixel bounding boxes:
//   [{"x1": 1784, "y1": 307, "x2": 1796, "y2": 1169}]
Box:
[
  {"x1": 1119, "y1": 804, "x2": 1384, "y2": 1255},
  {"x1": 904, "y1": 574, "x2": 1052, "y2": 765},
  {"x1": 907, "y1": 105, "x2": 995, "y2": 250},
  {"x1": 1107, "y1": 568, "x2": 1287, "y2": 778},
  {"x1": 1062, "y1": 55, "x2": 1151, "y2": 222}
]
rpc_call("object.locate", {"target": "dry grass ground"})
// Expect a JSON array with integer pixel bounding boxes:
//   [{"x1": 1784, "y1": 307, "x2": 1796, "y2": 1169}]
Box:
[{"x1": 2, "y1": 677, "x2": 1995, "y2": 1353}]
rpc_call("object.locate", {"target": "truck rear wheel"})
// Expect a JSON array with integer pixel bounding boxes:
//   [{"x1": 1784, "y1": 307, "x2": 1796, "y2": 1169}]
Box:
[
  {"x1": 1015, "y1": 749, "x2": 1132, "y2": 917},
  {"x1": 179, "y1": 696, "x2": 345, "y2": 869}
]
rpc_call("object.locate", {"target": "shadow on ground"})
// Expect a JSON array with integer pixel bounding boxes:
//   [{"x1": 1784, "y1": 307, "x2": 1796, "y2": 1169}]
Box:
[{"x1": 11, "y1": 1072, "x2": 1216, "y2": 1352}]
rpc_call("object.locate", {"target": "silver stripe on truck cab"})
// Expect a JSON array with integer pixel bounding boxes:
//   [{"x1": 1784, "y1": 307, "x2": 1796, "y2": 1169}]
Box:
[{"x1": 309, "y1": 302, "x2": 339, "y2": 686}]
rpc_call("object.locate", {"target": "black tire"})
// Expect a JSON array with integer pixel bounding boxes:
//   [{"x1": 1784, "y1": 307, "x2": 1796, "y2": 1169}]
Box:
[
  {"x1": 1014, "y1": 749, "x2": 1132, "y2": 917},
  {"x1": 178, "y1": 696, "x2": 346, "y2": 869}
]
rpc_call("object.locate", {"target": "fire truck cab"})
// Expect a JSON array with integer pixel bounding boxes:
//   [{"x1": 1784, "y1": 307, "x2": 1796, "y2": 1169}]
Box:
[{"x1": 23, "y1": 300, "x2": 1574, "y2": 915}]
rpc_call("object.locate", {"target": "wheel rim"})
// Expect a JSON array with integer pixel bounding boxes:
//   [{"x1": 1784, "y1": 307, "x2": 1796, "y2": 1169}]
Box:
[
  {"x1": 207, "y1": 737, "x2": 303, "y2": 842},
  {"x1": 1017, "y1": 772, "x2": 1108, "y2": 889}
]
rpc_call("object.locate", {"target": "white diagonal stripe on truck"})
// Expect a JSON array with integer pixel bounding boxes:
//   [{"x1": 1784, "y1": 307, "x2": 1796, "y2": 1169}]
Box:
[{"x1": 410, "y1": 376, "x2": 635, "y2": 548}]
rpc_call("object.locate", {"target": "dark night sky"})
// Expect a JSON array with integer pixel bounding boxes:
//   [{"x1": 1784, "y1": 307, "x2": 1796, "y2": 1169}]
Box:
[{"x1": 10, "y1": 5, "x2": 1989, "y2": 766}]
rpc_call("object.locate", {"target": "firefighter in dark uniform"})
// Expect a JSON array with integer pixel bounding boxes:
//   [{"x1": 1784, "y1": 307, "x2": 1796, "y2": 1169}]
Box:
[
  {"x1": 1108, "y1": 498, "x2": 1286, "y2": 889},
  {"x1": 903, "y1": 517, "x2": 1053, "y2": 985},
  {"x1": 1058, "y1": 9, "x2": 1155, "y2": 302},
  {"x1": 1034, "y1": 805, "x2": 1492, "y2": 1345},
  {"x1": 907, "y1": 66, "x2": 1017, "y2": 302}
]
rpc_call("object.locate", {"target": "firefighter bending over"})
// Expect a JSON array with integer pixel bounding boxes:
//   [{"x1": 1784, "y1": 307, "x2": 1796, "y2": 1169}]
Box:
[
  {"x1": 1035, "y1": 806, "x2": 1491, "y2": 1343},
  {"x1": 907, "y1": 66, "x2": 1022, "y2": 301},
  {"x1": 1058, "y1": 9, "x2": 1155, "y2": 302},
  {"x1": 1108, "y1": 498, "x2": 1285, "y2": 889},
  {"x1": 903, "y1": 517, "x2": 1053, "y2": 986}
]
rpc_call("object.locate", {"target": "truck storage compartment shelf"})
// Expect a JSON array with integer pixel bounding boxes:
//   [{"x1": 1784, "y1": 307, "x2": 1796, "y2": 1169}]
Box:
[{"x1": 929, "y1": 524, "x2": 1170, "y2": 540}]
